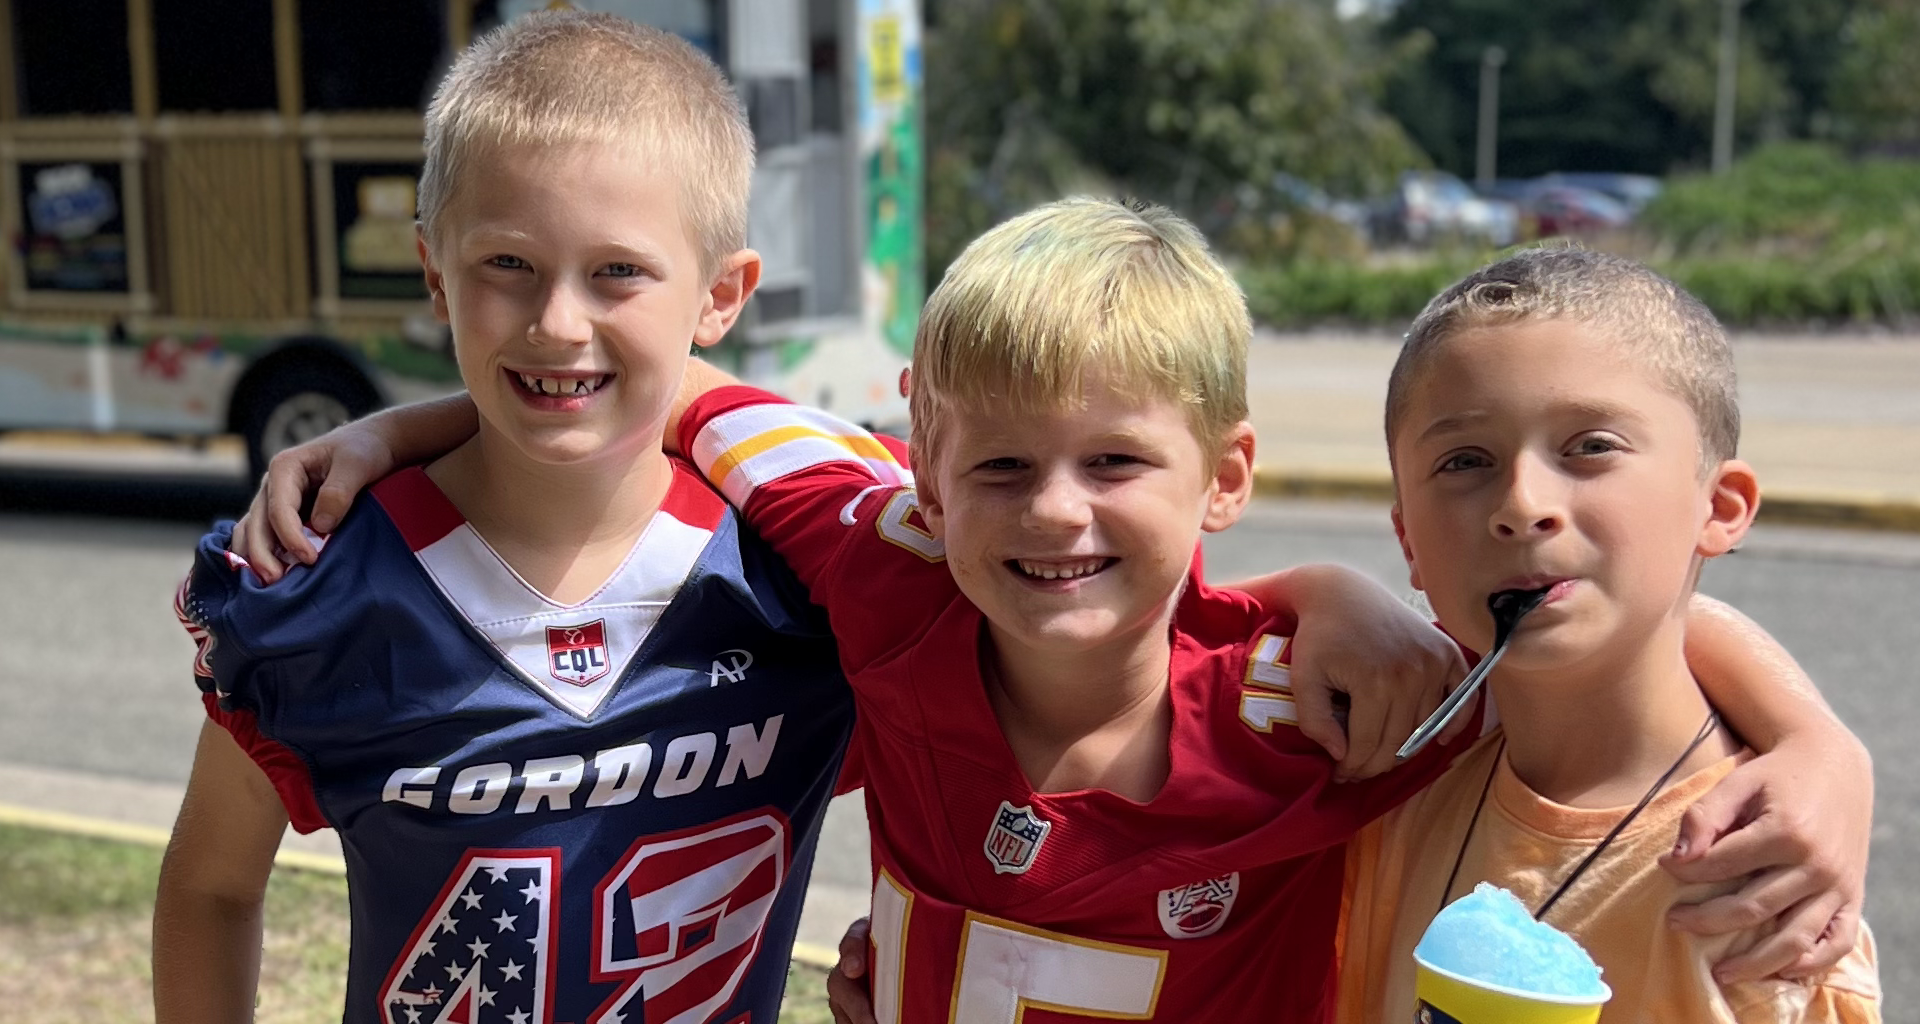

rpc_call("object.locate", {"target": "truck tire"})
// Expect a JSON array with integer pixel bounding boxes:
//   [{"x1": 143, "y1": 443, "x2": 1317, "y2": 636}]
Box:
[{"x1": 241, "y1": 361, "x2": 380, "y2": 482}]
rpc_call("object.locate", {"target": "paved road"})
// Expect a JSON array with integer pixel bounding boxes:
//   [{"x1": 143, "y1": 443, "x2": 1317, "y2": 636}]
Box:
[{"x1": 0, "y1": 472, "x2": 1911, "y2": 1013}]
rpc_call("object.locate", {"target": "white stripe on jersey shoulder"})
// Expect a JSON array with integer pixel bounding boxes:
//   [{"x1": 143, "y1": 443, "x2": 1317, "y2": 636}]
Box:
[
  {"x1": 692, "y1": 400, "x2": 911, "y2": 509},
  {"x1": 411, "y1": 483, "x2": 717, "y2": 719}
]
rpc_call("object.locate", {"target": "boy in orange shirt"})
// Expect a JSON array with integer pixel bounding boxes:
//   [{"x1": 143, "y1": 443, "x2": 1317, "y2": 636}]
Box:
[{"x1": 1335, "y1": 246, "x2": 1880, "y2": 1021}]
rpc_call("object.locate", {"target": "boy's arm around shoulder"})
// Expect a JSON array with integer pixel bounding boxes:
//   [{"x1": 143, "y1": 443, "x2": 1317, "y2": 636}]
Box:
[
  {"x1": 1673, "y1": 594, "x2": 1875, "y2": 982},
  {"x1": 1222, "y1": 565, "x2": 1468, "y2": 781},
  {"x1": 674, "y1": 360, "x2": 924, "y2": 630},
  {"x1": 237, "y1": 392, "x2": 478, "y2": 581}
]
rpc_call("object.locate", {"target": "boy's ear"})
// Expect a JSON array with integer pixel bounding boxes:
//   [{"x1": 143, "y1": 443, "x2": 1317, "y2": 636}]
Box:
[
  {"x1": 916, "y1": 478, "x2": 946, "y2": 540},
  {"x1": 1201, "y1": 423, "x2": 1257, "y2": 533},
  {"x1": 416, "y1": 226, "x2": 450, "y2": 324},
  {"x1": 1391, "y1": 503, "x2": 1425, "y2": 592},
  {"x1": 1698, "y1": 459, "x2": 1760, "y2": 557},
  {"x1": 693, "y1": 248, "x2": 763, "y2": 349}
]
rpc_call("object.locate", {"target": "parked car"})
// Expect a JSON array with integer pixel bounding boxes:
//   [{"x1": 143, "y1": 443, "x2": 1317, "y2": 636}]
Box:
[
  {"x1": 1536, "y1": 172, "x2": 1663, "y2": 213},
  {"x1": 1526, "y1": 186, "x2": 1634, "y2": 237},
  {"x1": 1272, "y1": 172, "x2": 1373, "y2": 242},
  {"x1": 1375, "y1": 171, "x2": 1519, "y2": 248}
]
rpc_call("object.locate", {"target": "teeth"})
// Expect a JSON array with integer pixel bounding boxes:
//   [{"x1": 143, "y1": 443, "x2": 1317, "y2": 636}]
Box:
[
  {"x1": 1016, "y1": 558, "x2": 1107, "y2": 580},
  {"x1": 516, "y1": 373, "x2": 609, "y2": 396}
]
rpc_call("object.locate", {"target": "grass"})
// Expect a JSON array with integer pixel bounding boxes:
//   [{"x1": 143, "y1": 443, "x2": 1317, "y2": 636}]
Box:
[{"x1": 0, "y1": 823, "x2": 836, "y2": 1023}]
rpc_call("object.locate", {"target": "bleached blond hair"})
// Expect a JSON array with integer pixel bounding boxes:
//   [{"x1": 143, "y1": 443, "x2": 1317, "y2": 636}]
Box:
[
  {"x1": 909, "y1": 197, "x2": 1250, "y2": 472},
  {"x1": 417, "y1": 10, "x2": 753, "y2": 276},
  {"x1": 1385, "y1": 244, "x2": 1739, "y2": 467}
]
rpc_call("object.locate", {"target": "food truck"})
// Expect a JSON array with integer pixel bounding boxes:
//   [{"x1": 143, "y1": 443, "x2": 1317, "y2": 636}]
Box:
[{"x1": 0, "y1": 0, "x2": 921, "y2": 477}]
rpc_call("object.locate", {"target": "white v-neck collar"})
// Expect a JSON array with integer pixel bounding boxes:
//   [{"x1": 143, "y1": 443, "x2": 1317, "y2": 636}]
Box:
[{"x1": 371, "y1": 464, "x2": 726, "y2": 718}]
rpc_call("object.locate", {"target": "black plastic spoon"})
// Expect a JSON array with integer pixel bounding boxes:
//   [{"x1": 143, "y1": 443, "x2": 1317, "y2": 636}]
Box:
[{"x1": 1394, "y1": 586, "x2": 1552, "y2": 762}]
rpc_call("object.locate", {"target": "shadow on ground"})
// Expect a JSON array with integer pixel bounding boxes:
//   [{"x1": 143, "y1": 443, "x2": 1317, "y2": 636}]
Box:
[{"x1": 0, "y1": 467, "x2": 251, "y2": 524}]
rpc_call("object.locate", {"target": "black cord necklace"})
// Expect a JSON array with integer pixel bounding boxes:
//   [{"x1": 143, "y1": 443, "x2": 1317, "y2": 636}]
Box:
[{"x1": 1435, "y1": 710, "x2": 1722, "y2": 924}]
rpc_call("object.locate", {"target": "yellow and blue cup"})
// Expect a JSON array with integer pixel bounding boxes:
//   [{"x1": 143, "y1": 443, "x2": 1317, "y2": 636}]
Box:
[{"x1": 1412, "y1": 954, "x2": 1611, "y2": 1024}]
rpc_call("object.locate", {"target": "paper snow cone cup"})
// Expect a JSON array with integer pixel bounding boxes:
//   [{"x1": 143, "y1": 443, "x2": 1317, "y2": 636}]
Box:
[
  {"x1": 1411, "y1": 884, "x2": 1612, "y2": 1024},
  {"x1": 1411, "y1": 955, "x2": 1610, "y2": 1024}
]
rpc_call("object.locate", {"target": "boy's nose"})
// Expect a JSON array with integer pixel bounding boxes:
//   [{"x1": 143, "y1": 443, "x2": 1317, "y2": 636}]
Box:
[
  {"x1": 1022, "y1": 471, "x2": 1094, "y2": 531},
  {"x1": 1490, "y1": 456, "x2": 1564, "y2": 539},
  {"x1": 529, "y1": 283, "x2": 594, "y2": 347}
]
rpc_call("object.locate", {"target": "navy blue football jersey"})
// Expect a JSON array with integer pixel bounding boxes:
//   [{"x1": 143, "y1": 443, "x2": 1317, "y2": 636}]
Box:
[{"x1": 176, "y1": 462, "x2": 853, "y2": 1024}]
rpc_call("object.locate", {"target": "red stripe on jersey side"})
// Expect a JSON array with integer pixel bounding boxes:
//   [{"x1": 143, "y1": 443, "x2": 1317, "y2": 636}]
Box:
[
  {"x1": 371, "y1": 467, "x2": 466, "y2": 553},
  {"x1": 201, "y1": 692, "x2": 329, "y2": 833},
  {"x1": 662, "y1": 457, "x2": 727, "y2": 531}
]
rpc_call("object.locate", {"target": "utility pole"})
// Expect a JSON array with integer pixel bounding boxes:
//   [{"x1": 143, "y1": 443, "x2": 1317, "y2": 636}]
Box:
[
  {"x1": 1712, "y1": 0, "x2": 1745, "y2": 175},
  {"x1": 1476, "y1": 45, "x2": 1506, "y2": 191}
]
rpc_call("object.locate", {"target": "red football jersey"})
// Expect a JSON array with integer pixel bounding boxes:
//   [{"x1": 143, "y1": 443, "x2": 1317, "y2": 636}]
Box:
[{"x1": 682, "y1": 387, "x2": 1473, "y2": 1023}]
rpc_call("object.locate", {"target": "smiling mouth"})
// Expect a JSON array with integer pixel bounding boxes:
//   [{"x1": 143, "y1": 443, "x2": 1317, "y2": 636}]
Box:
[
  {"x1": 510, "y1": 371, "x2": 614, "y2": 397},
  {"x1": 1009, "y1": 557, "x2": 1116, "y2": 581}
]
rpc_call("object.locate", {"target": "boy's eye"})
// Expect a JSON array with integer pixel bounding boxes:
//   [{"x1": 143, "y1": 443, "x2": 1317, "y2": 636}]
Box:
[
  {"x1": 602, "y1": 262, "x2": 644, "y2": 279},
  {"x1": 974, "y1": 457, "x2": 1025, "y2": 472},
  {"x1": 1436, "y1": 450, "x2": 1491, "y2": 473},
  {"x1": 1568, "y1": 434, "x2": 1624, "y2": 457},
  {"x1": 1089, "y1": 453, "x2": 1144, "y2": 469},
  {"x1": 487, "y1": 255, "x2": 530, "y2": 271}
]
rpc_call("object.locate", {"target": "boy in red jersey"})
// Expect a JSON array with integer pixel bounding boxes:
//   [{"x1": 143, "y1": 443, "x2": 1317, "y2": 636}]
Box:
[{"x1": 239, "y1": 200, "x2": 1870, "y2": 1021}]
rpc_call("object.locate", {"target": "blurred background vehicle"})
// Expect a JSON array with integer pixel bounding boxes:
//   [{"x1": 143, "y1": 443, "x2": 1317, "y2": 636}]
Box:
[
  {"x1": 1535, "y1": 172, "x2": 1663, "y2": 214},
  {"x1": 0, "y1": 0, "x2": 921, "y2": 480},
  {"x1": 1373, "y1": 170, "x2": 1518, "y2": 248},
  {"x1": 1524, "y1": 185, "x2": 1635, "y2": 237}
]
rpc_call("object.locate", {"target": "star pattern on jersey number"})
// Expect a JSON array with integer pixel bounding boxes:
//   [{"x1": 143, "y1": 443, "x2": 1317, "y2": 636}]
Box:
[{"x1": 384, "y1": 855, "x2": 551, "y2": 1024}]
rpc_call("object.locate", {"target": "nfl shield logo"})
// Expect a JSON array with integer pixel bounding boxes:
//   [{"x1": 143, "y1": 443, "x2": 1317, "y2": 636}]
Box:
[
  {"x1": 546, "y1": 620, "x2": 610, "y2": 687},
  {"x1": 983, "y1": 800, "x2": 1051, "y2": 875},
  {"x1": 1157, "y1": 872, "x2": 1240, "y2": 938}
]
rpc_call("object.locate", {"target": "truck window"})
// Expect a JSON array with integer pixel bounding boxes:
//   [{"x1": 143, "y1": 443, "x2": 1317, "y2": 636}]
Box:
[
  {"x1": 12, "y1": 0, "x2": 133, "y2": 116},
  {"x1": 153, "y1": 0, "x2": 277, "y2": 113},
  {"x1": 300, "y1": 2, "x2": 444, "y2": 112}
]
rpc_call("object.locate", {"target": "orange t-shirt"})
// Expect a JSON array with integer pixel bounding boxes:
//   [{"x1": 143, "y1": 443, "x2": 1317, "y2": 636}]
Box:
[{"x1": 1335, "y1": 731, "x2": 1881, "y2": 1023}]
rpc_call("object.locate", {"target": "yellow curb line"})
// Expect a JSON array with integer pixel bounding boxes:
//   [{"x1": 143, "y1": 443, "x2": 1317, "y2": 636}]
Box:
[
  {"x1": 0, "y1": 801, "x2": 347, "y2": 875},
  {"x1": 1251, "y1": 468, "x2": 1920, "y2": 533},
  {"x1": 0, "y1": 802, "x2": 845, "y2": 971},
  {"x1": 790, "y1": 941, "x2": 841, "y2": 972}
]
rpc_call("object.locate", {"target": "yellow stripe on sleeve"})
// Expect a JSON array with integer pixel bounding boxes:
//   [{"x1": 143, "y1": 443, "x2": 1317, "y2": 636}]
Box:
[{"x1": 704, "y1": 423, "x2": 902, "y2": 491}]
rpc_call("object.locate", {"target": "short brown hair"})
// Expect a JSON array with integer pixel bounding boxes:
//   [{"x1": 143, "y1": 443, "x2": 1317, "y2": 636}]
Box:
[
  {"x1": 909, "y1": 197, "x2": 1250, "y2": 473},
  {"x1": 1384, "y1": 245, "x2": 1739, "y2": 465},
  {"x1": 418, "y1": 11, "x2": 753, "y2": 275}
]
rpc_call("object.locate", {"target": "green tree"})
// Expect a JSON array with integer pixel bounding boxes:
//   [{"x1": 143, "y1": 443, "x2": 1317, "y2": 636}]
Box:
[
  {"x1": 1830, "y1": 0, "x2": 1920, "y2": 148},
  {"x1": 1380, "y1": 0, "x2": 1858, "y2": 177},
  {"x1": 923, "y1": 0, "x2": 1425, "y2": 275}
]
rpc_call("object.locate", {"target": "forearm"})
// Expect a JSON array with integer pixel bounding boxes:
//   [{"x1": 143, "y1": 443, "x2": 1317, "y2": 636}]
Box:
[
  {"x1": 1686, "y1": 594, "x2": 1862, "y2": 758},
  {"x1": 152, "y1": 869, "x2": 266, "y2": 1024},
  {"x1": 665, "y1": 357, "x2": 745, "y2": 454},
  {"x1": 152, "y1": 722, "x2": 289, "y2": 1022},
  {"x1": 1218, "y1": 564, "x2": 1325, "y2": 620},
  {"x1": 363, "y1": 392, "x2": 480, "y2": 468}
]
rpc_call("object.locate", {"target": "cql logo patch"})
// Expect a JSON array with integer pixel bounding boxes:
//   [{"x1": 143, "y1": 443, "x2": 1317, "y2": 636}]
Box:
[{"x1": 547, "y1": 620, "x2": 610, "y2": 687}]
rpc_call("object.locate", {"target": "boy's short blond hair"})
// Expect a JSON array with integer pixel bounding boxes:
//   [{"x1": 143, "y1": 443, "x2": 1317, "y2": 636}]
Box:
[
  {"x1": 909, "y1": 197, "x2": 1250, "y2": 471},
  {"x1": 1385, "y1": 244, "x2": 1739, "y2": 465},
  {"x1": 418, "y1": 10, "x2": 753, "y2": 276}
]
